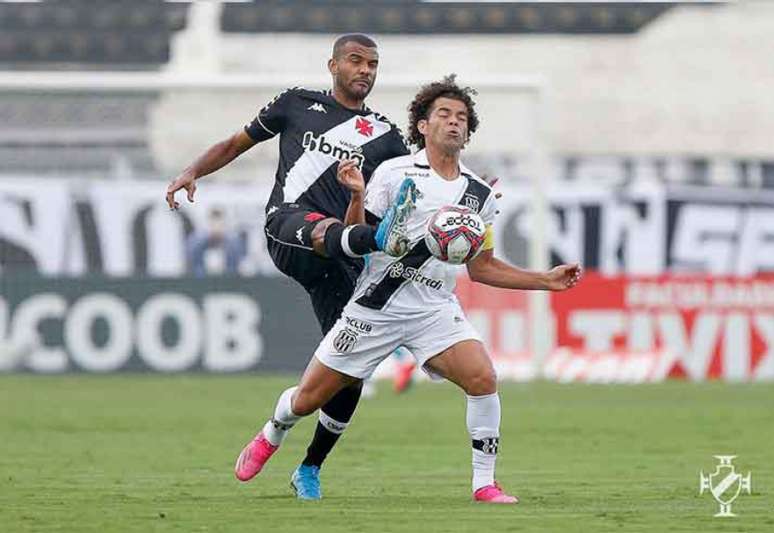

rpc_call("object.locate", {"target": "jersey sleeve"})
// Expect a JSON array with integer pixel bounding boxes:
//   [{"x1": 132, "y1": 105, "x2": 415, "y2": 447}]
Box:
[
  {"x1": 479, "y1": 190, "x2": 498, "y2": 251},
  {"x1": 479, "y1": 190, "x2": 498, "y2": 226},
  {"x1": 387, "y1": 127, "x2": 411, "y2": 158},
  {"x1": 364, "y1": 162, "x2": 394, "y2": 221},
  {"x1": 244, "y1": 89, "x2": 294, "y2": 142}
]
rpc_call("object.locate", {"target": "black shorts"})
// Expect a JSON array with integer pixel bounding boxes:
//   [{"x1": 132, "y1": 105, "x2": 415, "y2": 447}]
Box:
[{"x1": 264, "y1": 204, "x2": 363, "y2": 335}]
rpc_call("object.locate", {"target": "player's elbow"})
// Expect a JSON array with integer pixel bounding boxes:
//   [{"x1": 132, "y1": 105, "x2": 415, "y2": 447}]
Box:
[{"x1": 231, "y1": 130, "x2": 257, "y2": 157}]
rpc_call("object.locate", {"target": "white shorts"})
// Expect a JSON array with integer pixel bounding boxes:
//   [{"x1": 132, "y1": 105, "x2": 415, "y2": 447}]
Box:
[{"x1": 314, "y1": 301, "x2": 482, "y2": 380}]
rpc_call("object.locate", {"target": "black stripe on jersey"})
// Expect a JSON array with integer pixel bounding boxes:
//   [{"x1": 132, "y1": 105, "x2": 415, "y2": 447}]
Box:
[
  {"x1": 355, "y1": 175, "x2": 492, "y2": 310},
  {"x1": 356, "y1": 239, "x2": 434, "y2": 310},
  {"x1": 458, "y1": 176, "x2": 491, "y2": 214}
]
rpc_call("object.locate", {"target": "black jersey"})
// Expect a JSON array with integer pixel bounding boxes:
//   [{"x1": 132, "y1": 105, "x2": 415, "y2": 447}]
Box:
[{"x1": 245, "y1": 87, "x2": 410, "y2": 218}]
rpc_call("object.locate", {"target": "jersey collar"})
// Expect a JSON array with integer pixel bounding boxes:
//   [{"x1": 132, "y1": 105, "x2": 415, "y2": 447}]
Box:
[
  {"x1": 413, "y1": 148, "x2": 473, "y2": 178},
  {"x1": 324, "y1": 90, "x2": 372, "y2": 116}
]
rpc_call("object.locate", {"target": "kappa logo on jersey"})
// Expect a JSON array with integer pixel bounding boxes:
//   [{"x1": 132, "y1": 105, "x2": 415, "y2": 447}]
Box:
[
  {"x1": 296, "y1": 227, "x2": 304, "y2": 244},
  {"x1": 333, "y1": 328, "x2": 358, "y2": 353},
  {"x1": 307, "y1": 103, "x2": 327, "y2": 113},
  {"x1": 302, "y1": 131, "x2": 365, "y2": 168},
  {"x1": 355, "y1": 117, "x2": 373, "y2": 137},
  {"x1": 387, "y1": 263, "x2": 443, "y2": 290}
]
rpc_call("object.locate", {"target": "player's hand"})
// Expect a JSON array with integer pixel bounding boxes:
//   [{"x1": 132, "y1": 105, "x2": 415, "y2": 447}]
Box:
[
  {"x1": 545, "y1": 263, "x2": 582, "y2": 291},
  {"x1": 337, "y1": 159, "x2": 365, "y2": 195},
  {"x1": 166, "y1": 171, "x2": 197, "y2": 210}
]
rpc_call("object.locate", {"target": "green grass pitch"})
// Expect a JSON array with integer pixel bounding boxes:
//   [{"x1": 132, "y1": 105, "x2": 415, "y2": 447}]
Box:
[{"x1": 1, "y1": 376, "x2": 772, "y2": 532}]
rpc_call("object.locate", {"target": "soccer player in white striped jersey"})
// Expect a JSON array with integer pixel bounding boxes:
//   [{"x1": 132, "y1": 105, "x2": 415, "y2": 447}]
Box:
[{"x1": 242, "y1": 75, "x2": 581, "y2": 502}]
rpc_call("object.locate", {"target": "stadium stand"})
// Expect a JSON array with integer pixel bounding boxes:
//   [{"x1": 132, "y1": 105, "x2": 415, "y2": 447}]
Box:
[
  {"x1": 0, "y1": 1, "x2": 769, "y2": 188},
  {"x1": 0, "y1": 1, "x2": 189, "y2": 176},
  {"x1": 220, "y1": 1, "x2": 674, "y2": 35},
  {"x1": 0, "y1": 1, "x2": 187, "y2": 68}
]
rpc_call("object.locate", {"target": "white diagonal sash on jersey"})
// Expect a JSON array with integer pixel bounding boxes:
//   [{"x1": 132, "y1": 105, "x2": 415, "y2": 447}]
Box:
[
  {"x1": 356, "y1": 175, "x2": 492, "y2": 310},
  {"x1": 283, "y1": 114, "x2": 392, "y2": 203}
]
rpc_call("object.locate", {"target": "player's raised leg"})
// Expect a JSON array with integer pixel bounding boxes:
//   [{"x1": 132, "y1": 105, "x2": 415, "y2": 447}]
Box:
[
  {"x1": 424, "y1": 340, "x2": 519, "y2": 504},
  {"x1": 313, "y1": 176, "x2": 420, "y2": 260},
  {"x1": 284, "y1": 177, "x2": 420, "y2": 498},
  {"x1": 235, "y1": 357, "x2": 358, "y2": 483}
]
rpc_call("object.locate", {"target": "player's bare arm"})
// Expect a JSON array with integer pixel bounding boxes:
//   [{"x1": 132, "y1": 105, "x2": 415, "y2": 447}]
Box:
[
  {"x1": 336, "y1": 159, "x2": 366, "y2": 225},
  {"x1": 165, "y1": 129, "x2": 257, "y2": 210},
  {"x1": 466, "y1": 249, "x2": 582, "y2": 291}
]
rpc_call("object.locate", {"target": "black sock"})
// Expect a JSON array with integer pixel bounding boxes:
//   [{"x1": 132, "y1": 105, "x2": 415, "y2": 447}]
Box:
[
  {"x1": 323, "y1": 223, "x2": 378, "y2": 258},
  {"x1": 302, "y1": 381, "x2": 363, "y2": 468}
]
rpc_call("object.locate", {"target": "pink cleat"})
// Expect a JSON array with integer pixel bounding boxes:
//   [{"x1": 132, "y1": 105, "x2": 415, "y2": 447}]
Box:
[
  {"x1": 473, "y1": 482, "x2": 519, "y2": 504},
  {"x1": 393, "y1": 362, "x2": 416, "y2": 394},
  {"x1": 234, "y1": 432, "x2": 278, "y2": 482}
]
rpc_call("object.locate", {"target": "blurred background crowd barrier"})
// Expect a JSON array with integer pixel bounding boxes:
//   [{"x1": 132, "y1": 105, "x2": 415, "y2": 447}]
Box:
[{"x1": 1, "y1": 0, "x2": 772, "y2": 381}]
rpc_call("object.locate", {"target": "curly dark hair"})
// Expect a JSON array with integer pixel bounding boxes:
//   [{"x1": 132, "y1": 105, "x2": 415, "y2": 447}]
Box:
[{"x1": 407, "y1": 74, "x2": 479, "y2": 149}]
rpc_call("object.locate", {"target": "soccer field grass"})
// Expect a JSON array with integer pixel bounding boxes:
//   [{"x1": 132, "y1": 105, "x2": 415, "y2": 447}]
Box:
[{"x1": 1, "y1": 376, "x2": 772, "y2": 532}]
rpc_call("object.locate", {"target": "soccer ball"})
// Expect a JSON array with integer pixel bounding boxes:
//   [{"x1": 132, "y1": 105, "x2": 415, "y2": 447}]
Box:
[{"x1": 424, "y1": 206, "x2": 486, "y2": 265}]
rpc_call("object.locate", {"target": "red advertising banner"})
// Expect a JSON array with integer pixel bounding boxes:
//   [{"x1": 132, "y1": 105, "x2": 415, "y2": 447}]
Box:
[
  {"x1": 550, "y1": 273, "x2": 774, "y2": 382},
  {"x1": 451, "y1": 273, "x2": 774, "y2": 382}
]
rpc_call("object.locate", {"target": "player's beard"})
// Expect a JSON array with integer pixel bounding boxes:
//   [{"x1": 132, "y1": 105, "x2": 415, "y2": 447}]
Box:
[{"x1": 339, "y1": 74, "x2": 373, "y2": 102}]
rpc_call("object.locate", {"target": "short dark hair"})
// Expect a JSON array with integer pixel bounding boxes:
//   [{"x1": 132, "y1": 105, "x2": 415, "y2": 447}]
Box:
[
  {"x1": 332, "y1": 33, "x2": 377, "y2": 58},
  {"x1": 407, "y1": 74, "x2": 479, "y2": 149}
]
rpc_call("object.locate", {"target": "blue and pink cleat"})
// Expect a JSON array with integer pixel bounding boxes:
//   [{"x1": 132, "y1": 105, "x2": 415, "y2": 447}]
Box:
[{"x1": 375, "y1": 177, "x2": 420, "y2": 257}]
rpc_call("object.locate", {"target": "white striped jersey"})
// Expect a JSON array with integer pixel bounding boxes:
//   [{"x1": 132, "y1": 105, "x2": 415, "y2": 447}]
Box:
[{"x1": 355, "y1": 149, "x2": 497, "y2": 315}]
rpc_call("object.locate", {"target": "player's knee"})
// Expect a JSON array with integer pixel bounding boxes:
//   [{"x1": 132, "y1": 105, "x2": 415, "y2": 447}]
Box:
[
  {"x1": 291, "y1": 388, "x2": 318, "y2": 417},
  {"x1": 463, "y1": 368, "x2": 497, "y2": 396}
]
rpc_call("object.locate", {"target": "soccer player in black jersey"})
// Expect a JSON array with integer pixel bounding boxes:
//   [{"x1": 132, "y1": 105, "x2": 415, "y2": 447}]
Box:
[{"x1": 165, "y1": 34, "x2": 411, "y2": 500}]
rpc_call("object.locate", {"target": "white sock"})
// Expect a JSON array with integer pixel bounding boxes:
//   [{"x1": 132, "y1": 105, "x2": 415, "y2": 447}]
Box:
[
  {"x1": 262, "y1": 386, "x2": 301, "y2": 446},
  {"x1": 466, "y1": 392, "x2": 501, "y2": 491}
]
